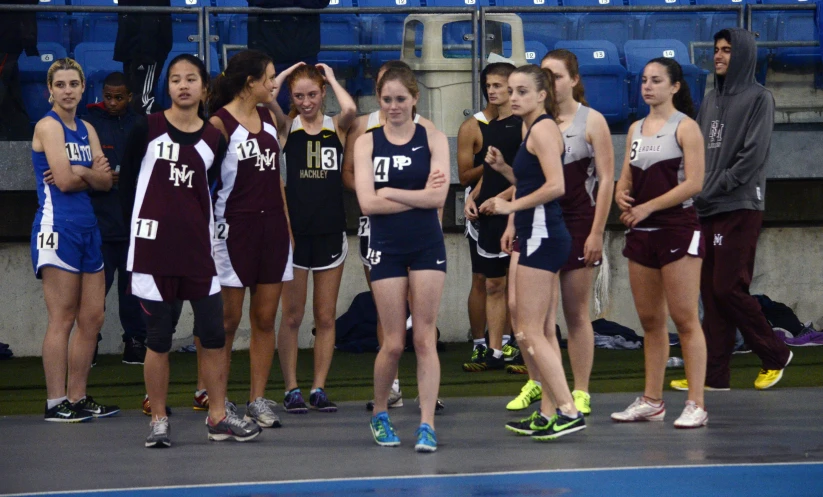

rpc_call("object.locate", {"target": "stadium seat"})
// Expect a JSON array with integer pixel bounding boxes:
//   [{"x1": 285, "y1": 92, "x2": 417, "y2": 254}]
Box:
[
  {"x1": 554, "y1": 40, "x2": 630, "y2": 125},
  {"x1": 503, "y1": 40, "x2": 548, "y2": 64},
  {"x1": 696, "y1": 0, "x2": 768, "y2": 84},
  {"x1": 156, "y1": 44, "x2": 221, "y2": 109},
  {"x1": 214, "y1": 0, "x2": 247, "y2": 50},
  {"x1": 71, "y1": 0, "x2": 120, "y2": 47},
  {"x1": 566, "y1": 0, "x2": 639, "y2": 60},
  {"x1": 761, "y1": 0, "x2": 819, "y2": 70},
  {"x1": 36, "y1": 0, "x2": 71, "y2": 47},
  {"x1": 170, "y1": 0, "x2": 205, "y2": 47},
  {"x1": 71, "y1": 42, "x2": 123, "y2": 107},
  {"x1": 359, "y1": 0, "x2": 424, "y2": 68},
  {"x1": 426, "y1": 0, "x2": 491, "y2": 59},
  {"x1": 18, "y1": 43, "x2": 69, "y2": 124},
  {"x1": 495, "y1": 0, "x2": 572, "y2": 53},
  {"x1": 633, "y1": 0, "x2": 705, "y2": 63},
  {"x1": 319, "y1": 0, "x2": 362, "y2": 71},
  {"x1": 624, "y1": 39, "x2": 708, "y2": 118}
]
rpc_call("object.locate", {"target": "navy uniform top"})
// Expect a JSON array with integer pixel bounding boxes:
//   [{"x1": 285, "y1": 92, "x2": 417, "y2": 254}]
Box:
[
  {"x1": 512, "y1": 114, "x2": 565, "y2": 240},
  {"x1": 369, "y1": 124, "x2": 442, "y2": 254},
  {"x1": 283, "y1": 115, "x2": 345, "y2": 235},
  {"x1": 465, "y1": 110, "x2": 491, "y2": 241},
  {"x1": 32, "y1": 111, "x2": 97, "y2": 232}
]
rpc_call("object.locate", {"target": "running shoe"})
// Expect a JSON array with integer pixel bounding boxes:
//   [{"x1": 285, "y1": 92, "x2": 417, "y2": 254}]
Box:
[
  {"x1": 145, "y1": 417, "x2": 171, "y2": 448},
  {"x1": 193, "y1": 390, "x2": 209, "y2": 411},
  {"x1": 462, "y1": 344, "x2": 488, "y2": 372},
  {"x1": 673, "y1": 400, "x2": 708, "y2": 429},
  {"x1": 532, "y1": 410, "x2": 586, "y2": 441},
  {"x1": 283, "y1": 388, "x2": 309, "y2": 414},
  {"x1": 225, "y1": 399, "x2": 238, "y2": 416},
  {"x1": 415, "y1": 423, "x2": 437, "y2": 452},
  {"x1": 414, "y1": 396, "x2": 445, "y2": 415},
  {"x1": 370, "y1": 411, "x2": 400, "y2": 447},
  {"x1": 142, "y1": 395, "x2": 172, "y2": 416},
  {"x1": 754, "y1": 350, "x2": 793, "y2": 390},
  {"x1": 309, "y1": 388, "x2": 338, "y2": 413},
  {"x1": 506, "y1": 380, "x2": 542, "y2": 411},
  {"x1": 506, "y1": 364, "x2": 529, "y2": 375},
  {"x1": 366, "y1": 388, "x2": 404, "y2": 411},
  {"x1": 610, "y1": 397, "x2": 666, "y2": 422},
  {"x1": 505, "y1": 409, "x2": 554, "y2": 436},
  {"x1": 207, "y1": 413, "x2": 262, "y2": 442},
  {"x1": 502, "y1": 342, "x2": 521, "y2": 363},
  {"x1": 72, "y1": 396, "x2": 120, "y2": 418},
  {"x1": 245, "y1": 397, "x2": 282, "y2": 428},
  {"x1": 463, "y1": 347, "x2": 505, "y2": 372},
  {"x1": 572, "y1": 390, "x2": 591, "y2": 416},
  {"x1": 44, "y1": 400, "x2": 92, "y2": 423},
  {"x1": 669, "y1": 379, "x2": 730, "y2": 392}
]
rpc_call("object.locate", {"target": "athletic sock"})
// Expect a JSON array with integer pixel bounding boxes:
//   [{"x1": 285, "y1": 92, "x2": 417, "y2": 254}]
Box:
[
  {"x1": 534, "y1": 381, "x2": 542, "y2": 387},
  {"x1": 473, "y1": 338, "x2": 485, "y2": 348},
  {"x1": 540, "y1": 411, "x2": 553, "y2": 422},
  {"x1": 47, "y1": 397, "x2": 67, "y2": 409},
  {"x1": 195, "y1": 389, "x2": 207, "y2": 397},
  {"x1": 503, "y1": 335, "x2": 511, "y2": 345},
  {"x1": 491, "y1": 348, "x2": 503, "y2": 359},
  {"x1": 392, "y1": 379, "x2": 400, "y2": 393},
  {"x1": 406, "y1": 315, "x2": 413, "y2": 330}
]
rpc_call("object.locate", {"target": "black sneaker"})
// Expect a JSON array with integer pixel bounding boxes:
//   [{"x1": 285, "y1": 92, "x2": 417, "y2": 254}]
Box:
[
  {"x1": 483, "y1": 347, "x2": 506, "y2": 370},
  {"x1": 309, "y1": 388, "x2": 338, "y2": 413},
  {"x1": 506, "y1": 410, "x2": 554, "y2": 436},
  {"x1": 435, "y1": 398, "x2": 445, "y2": 415},
  {"x1": 462, "y1": 344, "x2": 488, "y2": 372},
  {"x1": 44, "y1": 400, "x2": 92, "y2": 423},
  {"x1": 91, "y1": 343, "x2": 99, "y2": 368},
  {"x1": 532, "y1": 411, "x2": 586, "y2": 441},
  {"x1": 122, "y1": 338, "x2": 146, "y2": 365},
  {"x1": 72, "y1": 396, "x2": 120, "y2": 418},
  {"x1": 283, "y1": 388, "x2": 309, "y2": 414}
]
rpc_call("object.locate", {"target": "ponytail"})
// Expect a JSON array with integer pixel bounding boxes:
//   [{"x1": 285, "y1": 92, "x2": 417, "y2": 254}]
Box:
[
  {"x1": 510, "y1": 65, "x2": 560, "y2": 121},
  {"x1": 542, "y1": 49, "x2": 589, "y2": 107},
  {"x1": 646, "y1": 57, "x2": 695, "y2": 118},
  {"x1": 207, "y1": 50, "x2": 272, "y2": 115}
]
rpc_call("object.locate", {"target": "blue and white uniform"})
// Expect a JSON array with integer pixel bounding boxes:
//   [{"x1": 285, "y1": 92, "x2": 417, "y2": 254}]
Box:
[
  {"x1": 31, "y1": 111, "x2": 104, "y2": 278},
  {"x1": 512, "y1": 114, "x2": 570, "y2": 272},
  {"x1": 366, "y1": 124, "x2": 446, "y2": 281}
]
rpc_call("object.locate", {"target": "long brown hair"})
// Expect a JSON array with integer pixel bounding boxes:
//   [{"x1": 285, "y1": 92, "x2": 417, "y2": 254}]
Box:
[
  {"x1": 542, "y1": 49, "x2": 588, "y2": 107},
  {"x1": 511, "y1": 64, "x2": 560, "y2": 121},
  {"x1": 208, "y1": 50, "x2": 271, "y2": 114},
  {"x1": 376, "y1": 65, "x2": 419, "y2": 119}
]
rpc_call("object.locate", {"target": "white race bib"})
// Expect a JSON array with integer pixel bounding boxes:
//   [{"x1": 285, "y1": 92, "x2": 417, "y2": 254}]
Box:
[
  {"x1": 134, "y1": 218, "x2": 158, "y2": 240},
  {"x1": 215, "y1": 222, "x2": 229, "y2": 240},
  {"x1": 37, "y1": 231, "x2": 58, "y2": 250}
]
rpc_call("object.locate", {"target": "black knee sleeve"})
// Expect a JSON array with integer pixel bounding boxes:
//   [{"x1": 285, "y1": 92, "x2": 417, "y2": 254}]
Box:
[
  {"x1": 191, "y1": 293, "x2": 225, "y2": 349},
  {"x1": 140, "y1": 299, "x2": 175, "y2": 353}
]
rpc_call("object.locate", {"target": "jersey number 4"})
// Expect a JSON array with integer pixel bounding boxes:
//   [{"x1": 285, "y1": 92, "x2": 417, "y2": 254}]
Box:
[
  {"x1": 37, "y1": 232, "x2": 58, "y2": 250},
  {"x1": 373, "y1": 157, "x2": 390, "y2": 183}
]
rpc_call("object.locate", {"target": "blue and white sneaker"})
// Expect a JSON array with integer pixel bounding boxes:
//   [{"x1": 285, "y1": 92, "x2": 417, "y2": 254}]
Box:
[
  {"x1": 370, "y1": 411, "x2": 400, "y2": 447},
  {"x1": 414, "y1": 423, "x2": 437, "y2": 452}
]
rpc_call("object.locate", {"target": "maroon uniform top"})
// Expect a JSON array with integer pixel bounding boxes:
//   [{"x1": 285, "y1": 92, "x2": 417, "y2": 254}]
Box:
[
  {"x1": 212, "y1": 106, "x2": 284, "y2": 220},
  {"x1": 629, "y1": 111, "x2": 699, "y2": 229},
  {"x1": 121, "y1": 112, "x2": 227, "y2": 277},
  {"x1": 559, "y1": 104, "x2": 597, "y2": 226}
]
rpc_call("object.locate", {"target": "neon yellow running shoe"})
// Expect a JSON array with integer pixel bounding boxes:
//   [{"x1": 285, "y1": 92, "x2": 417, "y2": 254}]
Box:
[
  {"x1": 506, "y1": 379, "x2": 542, "y2": 411},
  {"x1": 572, "y1": 390, "x2": 591, "y2": 416},
  {"x1": 502, "y1": 342, "x2": 520, "y2": 362}
]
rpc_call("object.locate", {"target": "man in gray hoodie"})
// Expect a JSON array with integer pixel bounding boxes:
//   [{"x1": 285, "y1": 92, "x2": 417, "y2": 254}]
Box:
[{"x1": 676, "y1": 28, "x2": 792, "y2": 392}]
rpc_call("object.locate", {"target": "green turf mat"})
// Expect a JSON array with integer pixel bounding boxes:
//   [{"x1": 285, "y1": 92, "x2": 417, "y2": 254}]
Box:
[{"x1": 2, "y1": 346, "x2": 821, "y2": 416}]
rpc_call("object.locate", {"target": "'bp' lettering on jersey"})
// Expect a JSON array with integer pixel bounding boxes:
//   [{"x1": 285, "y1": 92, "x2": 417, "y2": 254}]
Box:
[{"x1": 169, "y1": 163, "x2": 194, "y2": 188}]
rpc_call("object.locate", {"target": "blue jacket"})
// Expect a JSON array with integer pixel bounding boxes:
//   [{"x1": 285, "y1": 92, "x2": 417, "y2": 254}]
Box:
[{"x1": 84, "y1": 103, "x2": 139, "y2": 242}]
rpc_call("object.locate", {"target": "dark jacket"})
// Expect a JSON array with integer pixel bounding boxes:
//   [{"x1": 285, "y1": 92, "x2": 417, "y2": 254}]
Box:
[
  {"x1": 248, "y1": 0, "x2": 330, "y2": 63},
  {"x1": 114, "y1": 0, "x2": 173, "y2": 64},
  {"x1": 0, "y1": 0, "x2": 38, "y2": 56},
  {"x1": 694, "y1": 28, "x2": 774, "y2": 218},
  {"x1": 84, "y1": 102, "x2": 140, "y2": 242}
]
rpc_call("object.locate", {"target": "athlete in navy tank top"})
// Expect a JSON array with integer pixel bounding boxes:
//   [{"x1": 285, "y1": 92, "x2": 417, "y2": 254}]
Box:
[{"x1": 32, "y1": 58, "x2": 119, "y2": 423}]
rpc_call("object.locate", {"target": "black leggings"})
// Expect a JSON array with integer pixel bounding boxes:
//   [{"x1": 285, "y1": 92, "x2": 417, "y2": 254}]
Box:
[{"x1": 140, "y1": 294, "x2": 225, "y2": 353}]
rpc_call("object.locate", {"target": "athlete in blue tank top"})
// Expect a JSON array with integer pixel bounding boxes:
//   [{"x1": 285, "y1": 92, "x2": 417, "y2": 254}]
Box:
[
  {"x1": 353, "y1": 65, "x2": 449, "y2": 452},
  {"x1": 31, "y1": 58, "x2": 119, "y2": 423},
  {"x1": 480, "y1": 65, "x2": 586, "y2": 441}
]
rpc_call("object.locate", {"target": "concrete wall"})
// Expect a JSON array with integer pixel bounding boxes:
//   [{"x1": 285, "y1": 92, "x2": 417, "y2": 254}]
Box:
[{"x1": 3, "y1": 228, "x2": 822, "y2": 357}]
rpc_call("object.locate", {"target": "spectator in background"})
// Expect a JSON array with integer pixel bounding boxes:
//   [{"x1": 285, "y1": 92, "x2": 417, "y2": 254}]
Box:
[
  {"x1": 0, "y1": 0, "x2": 38, "y2": 140},
  {"x1": 114, "y1": 0, "x2": 173, "y2": 115},
  {"x1": 84, "y1": 72, "x2": 147, "y2": 365},
  {"x1": 248, "y1": 0, "x2": 330, "y2": 113}
]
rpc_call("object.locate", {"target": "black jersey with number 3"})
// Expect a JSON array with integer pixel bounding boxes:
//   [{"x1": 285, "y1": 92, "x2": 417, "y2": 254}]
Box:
[
  {"x1": 284, "y1": 115, "x2": 345, "y2": 235},
  {"x1": 369, "y1": 124, "x2": 442, "y2": 254}
]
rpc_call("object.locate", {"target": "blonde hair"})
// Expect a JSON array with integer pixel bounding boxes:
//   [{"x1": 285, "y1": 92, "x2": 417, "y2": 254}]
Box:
[{"x1": 47, "y1": 58, "x2": 85, "y2": 104}]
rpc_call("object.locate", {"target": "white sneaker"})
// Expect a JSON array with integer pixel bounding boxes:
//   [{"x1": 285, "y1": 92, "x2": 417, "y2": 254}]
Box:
[
  {"x1": 673, "y1": 400, "x2": 708, "y2": 429},
  {"x1": 611, "y1": 397, "x2": 666, "y2": 422},
  {"x1": 245, "y1": 397, "x2": 282, "y2": 428}
]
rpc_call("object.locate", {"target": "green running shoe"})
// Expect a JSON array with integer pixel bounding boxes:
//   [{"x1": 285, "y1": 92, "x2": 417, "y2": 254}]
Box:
[
  {"x1": 572, "y1": 390, "x2": 591, "y2": 416},
  {"x1": 505, "y1": 410, "x2": 556, "y2": 436},
  {"x1": 532, "y1": 410, "x2": 586, "y2": 441},
  {"x1": 462, "y1": 344, "x2": 488, "y2": 372},
  {"x1": 506, "y1": 380, "x2": 542, "y2": 411},
  {"x1": 502, "y1": 342, "x2": 520, "y2": 363}
]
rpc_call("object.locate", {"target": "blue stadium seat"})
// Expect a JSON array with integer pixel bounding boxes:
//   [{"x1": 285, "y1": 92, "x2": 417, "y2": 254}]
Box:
[
  {"x1": 554, "y1": 40, "x2": 630, "y2": 125},
  {"x1": 696, "y1": 0, "x2": 769, "y2": 83},
  {"x1": 71, "y1": 42, "x2": 122, "y2": 107},
  {"x1": 36, "y1": 0, "x2": 71, "y2": 47},
  {"x1": 170, "y1": 0, "x2": 205, "y2": 47},
  {"x1": 624, "y1": 39, "x2": 708, "y2": 118},
  {"x1": 503, "y1": 40, "x2": 548, "y2": 64},
  {"x1": 633, "y1": 0, "x2": 705, "y2": 63},
  {"x1": 761, "y1": 0, "x2": 819, "y2": 69},
  {"x1": 426, "y1": 0, "x2": 490, "y2": 59},
  {"x1": 214, "y1": 0, "x2": 247, "y2": 50},
  {"x1": 72, "y1": 0, "x2": 120, "y2": 46},
  {"x1": 18, "y1": 43, "x2": 69, "y2": 124},
  {"x1": 566, "y1": 0, "x2": 639, "y2": 60},
  {"x1": 319, "y1": 0, "x2": 362, "y2": 71},
  {"x1": 155, "y1": 44, "x2": 221, "y2": 110},
  {"x1": 495, "y1": 0, "x2": 572, "y2": 53},
  {"x1": 359, "y1": 0, "x2": 424, "y2": 68}
]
